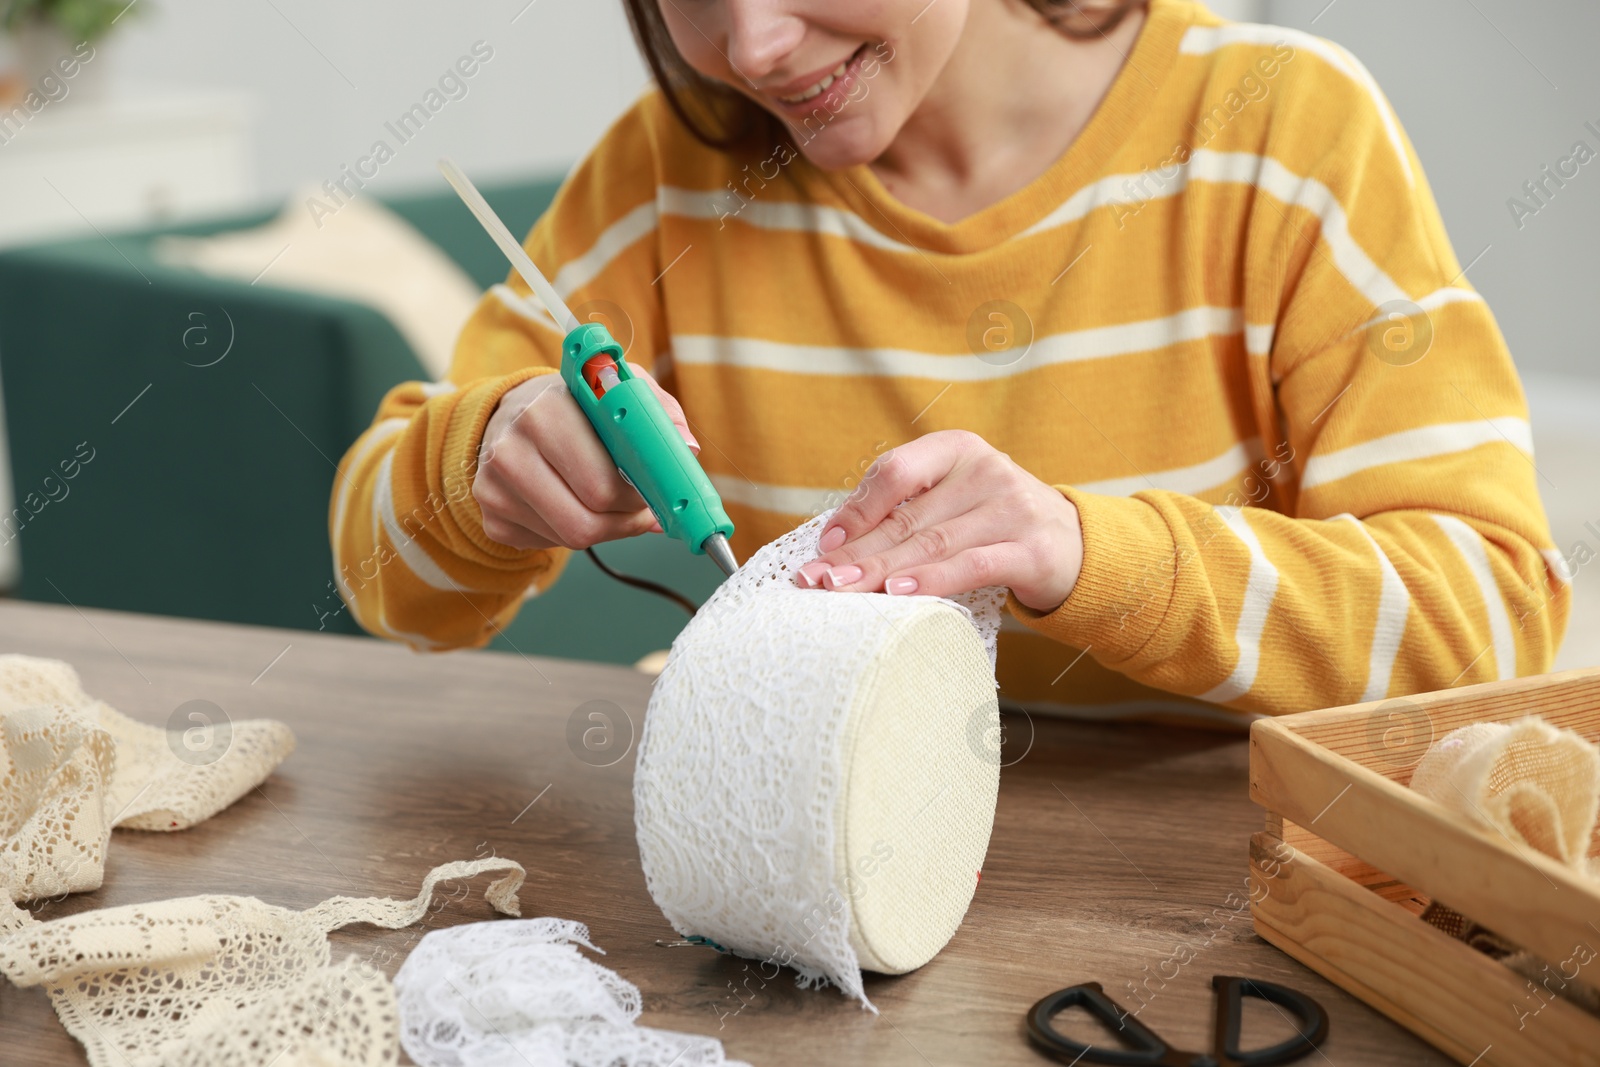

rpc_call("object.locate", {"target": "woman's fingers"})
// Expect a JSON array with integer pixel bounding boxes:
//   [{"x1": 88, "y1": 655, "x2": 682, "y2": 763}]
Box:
[
  {"x1": 779, "y1": 427, "x2": 1084, "y2": 608},
  {"x1": 875, "y1": 544, "x2": 1026, "y2": 600},
  {"x1": 477, "y1": 481, "x2": 563, "y2": 549},
  {"x1": 633, "y1": 365, "x2": 700, "y2": 456},
  {"x1": 813, "y1": 430, "x2": 979, "y2": 554},
  {"x1": 474, "y1": 361, "x2": 698, "y2": 551},
  {"x1": 812, "y1": 508, "x2": 1005, "y2": 593},
  {"x1": 525, "y1": 380, "x2": 645, "y2": 514},
  {"x1": 797, "y1": 430, "x2": 993, "y2": 589},
  {"x1": 479, "y1": 432, "x2": 655, "y2": 550},
  {"x1": 796, "y1": 485, "x2": 973, "y2": 588},
  {"x1": 528, "y1": 366, "x2": 699, "y2": 515}
]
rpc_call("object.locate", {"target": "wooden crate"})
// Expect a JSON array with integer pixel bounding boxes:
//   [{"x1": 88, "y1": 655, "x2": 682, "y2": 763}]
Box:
[{"x1": 1249, "y1": 667, "x2": 1600, "y2": 1067}]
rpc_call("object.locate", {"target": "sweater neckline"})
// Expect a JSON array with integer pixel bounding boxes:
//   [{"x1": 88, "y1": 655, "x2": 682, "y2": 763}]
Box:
[{"x1": 798, "y1": 0, "x2": 1192, "y2": 256}]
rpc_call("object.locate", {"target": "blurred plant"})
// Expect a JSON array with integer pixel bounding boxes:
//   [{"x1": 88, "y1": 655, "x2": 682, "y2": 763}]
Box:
[{"x1": 2, "y1": 0, "x2": 143, "y2": 43}]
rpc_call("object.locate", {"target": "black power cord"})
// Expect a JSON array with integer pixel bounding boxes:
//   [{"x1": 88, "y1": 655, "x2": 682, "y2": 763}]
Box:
[{"x1": 584, "y1": 546, "x2": 699, "y2": 617}]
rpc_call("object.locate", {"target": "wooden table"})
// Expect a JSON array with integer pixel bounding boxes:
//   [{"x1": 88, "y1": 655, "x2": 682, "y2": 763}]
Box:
[{"x1": 0, "y1": 600, "x2": 1450, "y2": 1065}]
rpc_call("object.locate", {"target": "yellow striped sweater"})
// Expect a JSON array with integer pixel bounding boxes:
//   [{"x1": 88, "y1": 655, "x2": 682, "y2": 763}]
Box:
[{"x1": 330, "y1": 0, "x2": 1568, "y2": 725}]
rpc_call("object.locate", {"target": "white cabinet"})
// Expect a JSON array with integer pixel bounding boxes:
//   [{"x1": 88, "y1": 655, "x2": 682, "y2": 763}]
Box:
[{"x1": 0, "y1": 89, "x2": 255, "y2": 248}]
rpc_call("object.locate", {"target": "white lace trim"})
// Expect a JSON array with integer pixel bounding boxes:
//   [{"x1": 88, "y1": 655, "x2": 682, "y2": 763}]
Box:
[
  {"x1": 635, "y1": 511, "x2": 1003, "y2": 1009},
  {"x1": 395, "y1": 918, "x2": 751, "y2": 1067}
]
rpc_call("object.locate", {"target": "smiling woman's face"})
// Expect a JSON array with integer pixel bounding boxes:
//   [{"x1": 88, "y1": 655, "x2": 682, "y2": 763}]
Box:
[{"x1": 656, "y1": 0, "x2": 969, "y2": 170}]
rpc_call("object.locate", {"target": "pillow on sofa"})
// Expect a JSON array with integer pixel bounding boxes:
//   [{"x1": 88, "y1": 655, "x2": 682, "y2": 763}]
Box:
[{"x1": 154, "y1": 185, "x2": 480, "y2": 379}]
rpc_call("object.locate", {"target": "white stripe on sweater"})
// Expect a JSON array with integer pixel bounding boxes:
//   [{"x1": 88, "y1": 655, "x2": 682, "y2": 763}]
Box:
[
  {"x1": 675, "y1": 153, "x2": 1450, "y2": 315},
  {"x1": 1351, "y1": 285, "x2": 1485, "y2": 336},
  {"x1": 1179, "y1": 23, "x2": 1413, "y2": 185},
  {"x1": 1075, "y1": 437, "x2": 1264, "y2": 498},
  {"x1": 373, "y1": 603, "x2": 446, "y2": 650},
  {"x1": 1543, "y1": 548, "x2": 1573, "y2": 587},
  {"x1": 659, "y1": 186, "x2": 919, "y2": 255},
  {"x1": 1199, "y1": 506, "x2": 1280, "y2": 705},
  {"x1": 1245, "y1": 322, "x2": 1275, "y2": 358},
  {"x1": 1433, "y1": 514, "x2": 1517, "y2": 680},
  {"x1": 374, "y1": 451, "x2": 470, "y2": 593},
  {"x1": 549, "y1": 156, "x2": 1461, "y2": 345},
  {"x1": 490, "y1": 284, "x2": 564, "y2": 334},
  {"x1": 1019, "y1": 151, "x2": 1453, "y2": 318},
  {"x1": 1019, "y1": 150, "x2": 1260, "y2": 238},
  {"x1": 708, "y1": 437, "x2": 1265, "y2": 517},
  {"x1": 1301, "y1": 417, "x2": 1533, "y2": 491},
  {"x1": 1335, "y1": 514, "x2": 1410, "y2": 702},
  {"x1": 552, "y1": 199, "x2": 658, "y2": 297},
  {"x1": 672, "y1": 306, "x2": 1243, "y2": 381},
  {"x1": 332, "y1": 418, "x2": 406, "y2": 559},
  {"x1": 709, "y1": 475, "x2": 830, "y2": 518}
]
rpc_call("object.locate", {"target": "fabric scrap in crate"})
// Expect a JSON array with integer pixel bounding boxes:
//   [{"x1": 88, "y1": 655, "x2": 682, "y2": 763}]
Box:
[
  {"x1": 1410, "y1": 715, "x2": 1600, "y2": 874},
  {"x1": 1410, "y1": 715, "x2": 1600, "y2": 1014}
]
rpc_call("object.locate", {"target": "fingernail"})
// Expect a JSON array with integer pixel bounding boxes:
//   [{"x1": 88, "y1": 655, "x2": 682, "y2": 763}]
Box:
[
  {"x1": 824, "y1": 565, "x2": 863, "y2": 589},
  {"x1": 886, "y1": 576, "x2": 918, "y2": 596},
  {"x1": 679, "y1": 428, "x2": 700, "y2": 455},
  {"x1": 797, "y1": 561, "x2": 828, "y2": 588},
  {"x1": 818, "y1": 525, "x2": 846, "y2": 553}
]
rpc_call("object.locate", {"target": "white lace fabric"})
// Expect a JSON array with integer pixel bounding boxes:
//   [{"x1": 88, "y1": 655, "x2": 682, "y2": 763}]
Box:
[
  {"x1": 0, "y1": 655, "x2": 296, "y2": 933},
  {"x1": 0, "y1": 857, "x2": 527, "y2": 1067},
  {"x1": 635, "y1": 511, "x2": 1003, "y2": 1009},
  {"x1": 395, "y1": 918, "x2": 750, "y2": 1067}
]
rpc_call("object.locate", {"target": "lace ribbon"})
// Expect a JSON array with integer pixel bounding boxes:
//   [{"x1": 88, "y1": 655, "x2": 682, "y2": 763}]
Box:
[
  {"x1": 635, "y1": 511, "x2": 1003, "y2": 1009},
  {"x1": 0, "y1": 858, "x2": 526, "y2": 1067},
  {"x1": 395, "y1": 918, "x2": 751, "y2": 1067},
  {"x1": 0, "y1": 655, "x2": 295, "y2": 934}
]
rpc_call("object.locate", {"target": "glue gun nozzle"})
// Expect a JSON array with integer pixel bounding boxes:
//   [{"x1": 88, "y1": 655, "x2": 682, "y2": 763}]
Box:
[{"x1": 703, "y1": 533, "x2": 738, "y2": 577}]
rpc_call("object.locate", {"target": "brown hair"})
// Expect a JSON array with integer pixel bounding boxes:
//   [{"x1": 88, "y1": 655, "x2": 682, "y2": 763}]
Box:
[{"x1": 621, "y1": 0, "x2": 1148, "y2": 150}]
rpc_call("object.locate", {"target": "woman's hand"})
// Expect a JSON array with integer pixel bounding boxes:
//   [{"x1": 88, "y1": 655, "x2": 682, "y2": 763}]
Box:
[
  {"x1": 473, "y1": 367, "x2": 697, "y2": 551},
  {"x1": 796, "y1": 430, "x2": 1084, "y2": 613}
]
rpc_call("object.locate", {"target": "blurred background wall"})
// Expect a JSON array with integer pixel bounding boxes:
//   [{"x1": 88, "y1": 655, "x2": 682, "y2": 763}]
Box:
[{"x1": 98, "y1": 0, "x2": 656, "y2": 205}]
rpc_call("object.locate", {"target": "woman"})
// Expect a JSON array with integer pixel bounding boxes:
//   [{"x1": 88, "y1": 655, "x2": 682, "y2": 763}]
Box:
[{"x1": 330, "y1": 0, "x2": 1567, "y2": 723}]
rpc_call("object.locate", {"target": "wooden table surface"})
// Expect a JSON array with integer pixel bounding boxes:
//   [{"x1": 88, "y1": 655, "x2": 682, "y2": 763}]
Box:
[{"x1": 0, "y1": 599, "x2": 1451, "y2": 1066}]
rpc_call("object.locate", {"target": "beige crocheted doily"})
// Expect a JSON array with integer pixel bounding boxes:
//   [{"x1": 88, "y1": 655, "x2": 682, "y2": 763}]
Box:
[
  {"x1": 0, "y1": 857, "x2": 526, "y2": 1067},
  {"x1": 0, "y1": 654, "x2": 296, "y2": 932}
]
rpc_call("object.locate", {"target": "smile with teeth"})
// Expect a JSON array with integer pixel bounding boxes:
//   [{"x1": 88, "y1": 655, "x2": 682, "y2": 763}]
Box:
[{"x1": 775, "y1": 48, "x2": 863, "y2": 104}]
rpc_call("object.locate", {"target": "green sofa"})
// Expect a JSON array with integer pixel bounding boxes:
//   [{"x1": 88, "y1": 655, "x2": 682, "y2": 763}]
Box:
[{"x1": 0, "y1": 176, "x2": 724, "y2": 665}]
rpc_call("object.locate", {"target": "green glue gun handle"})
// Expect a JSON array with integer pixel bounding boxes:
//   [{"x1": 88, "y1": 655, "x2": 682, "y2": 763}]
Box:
[{"x1": 559, "y1": 322, "x2": 734, "y2": 556}]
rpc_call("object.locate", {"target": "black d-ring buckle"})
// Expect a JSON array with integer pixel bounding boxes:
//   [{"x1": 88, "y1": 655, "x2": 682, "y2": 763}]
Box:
[
  {"x1": 1026, "y1": 982, "x2": 1178, "y2": 1066},
  {"x1": 1211, "y1": 975, "x2": 1330, "y2": 1067}
]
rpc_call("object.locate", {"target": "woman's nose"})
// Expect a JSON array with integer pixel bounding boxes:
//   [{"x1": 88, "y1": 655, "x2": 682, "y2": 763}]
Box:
[{"x1": 722, "y1": 0, "x2": 807, "y2": 85}]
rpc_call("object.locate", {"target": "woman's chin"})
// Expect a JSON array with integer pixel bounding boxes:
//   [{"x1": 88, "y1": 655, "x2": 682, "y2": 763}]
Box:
[{"x1": 785, "y1": 120, "x2": 894, "y2": 173}]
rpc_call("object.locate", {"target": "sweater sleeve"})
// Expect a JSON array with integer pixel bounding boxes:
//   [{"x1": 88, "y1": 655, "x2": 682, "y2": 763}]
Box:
[
  {"x1": 1010, "y1": 39, "x2": 1569, "y2": 713},
  {"x1": 328, "y1": 97, "x2": 670, "y2": 650}
]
